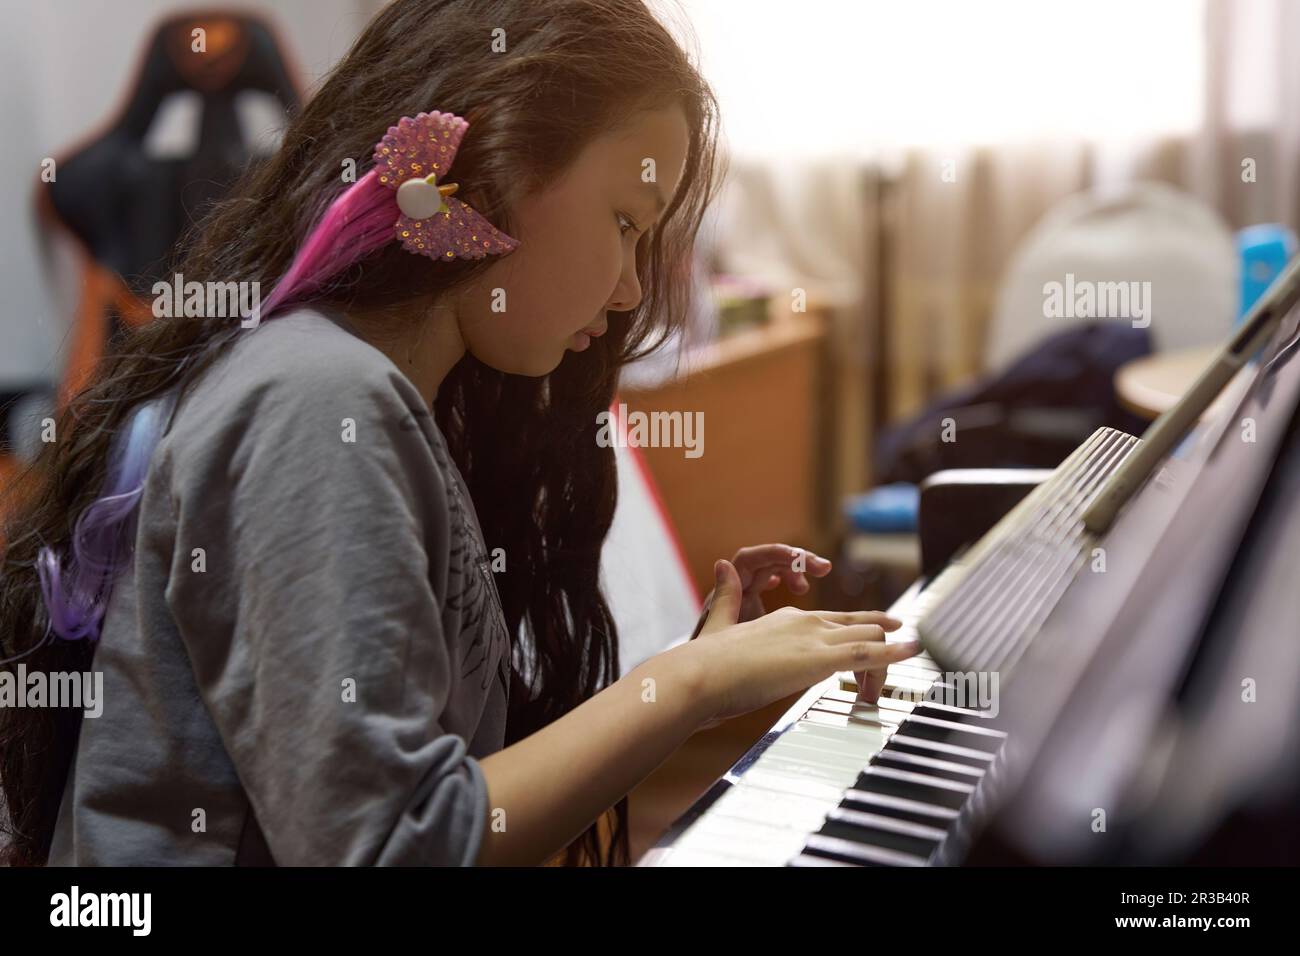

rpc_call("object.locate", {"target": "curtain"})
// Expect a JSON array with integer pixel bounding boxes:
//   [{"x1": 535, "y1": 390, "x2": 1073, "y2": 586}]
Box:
[{"x1": 702, "y1": 0, "x2": 1300, "y2": 496}]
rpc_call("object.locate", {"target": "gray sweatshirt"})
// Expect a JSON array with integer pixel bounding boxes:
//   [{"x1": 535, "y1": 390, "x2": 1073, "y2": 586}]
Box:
[{"x1": 47, "y1": 307, "x2": 511, "y2": 866}]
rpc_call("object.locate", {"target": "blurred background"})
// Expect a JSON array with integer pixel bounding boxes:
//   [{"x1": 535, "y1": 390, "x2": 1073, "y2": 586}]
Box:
[
  {"x1": 3, "y1": 0, "x2": 1298, "y2": 860},
  {"x1": 6, "y1": 0, "x2": 1297, "y2": 610}
]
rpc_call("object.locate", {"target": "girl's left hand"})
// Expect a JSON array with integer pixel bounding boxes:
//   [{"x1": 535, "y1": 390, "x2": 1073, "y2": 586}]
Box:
[{"x1": 689, "y1": 544, "x2": 833, "y2": 639}]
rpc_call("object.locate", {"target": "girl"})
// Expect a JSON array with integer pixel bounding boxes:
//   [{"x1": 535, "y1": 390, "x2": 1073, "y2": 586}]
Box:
[{"x1": 0, "y1": 0, "x2": 918, "y2": 867}]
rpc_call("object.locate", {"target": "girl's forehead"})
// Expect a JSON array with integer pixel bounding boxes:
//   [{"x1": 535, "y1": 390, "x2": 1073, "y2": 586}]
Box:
[{"x1": 584, "y1": 107, "x2": 691, "y2": 195}]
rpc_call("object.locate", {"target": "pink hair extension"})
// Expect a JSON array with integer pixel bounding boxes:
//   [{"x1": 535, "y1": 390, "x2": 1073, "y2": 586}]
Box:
[{"x1": 259, "y1": 169, "x2": 399, "y2": 318}]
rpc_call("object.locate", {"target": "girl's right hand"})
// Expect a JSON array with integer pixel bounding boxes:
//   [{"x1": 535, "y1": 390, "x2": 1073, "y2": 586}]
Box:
[{"x1": 685, "y1": 559, "x2": 921, "y2": 729}]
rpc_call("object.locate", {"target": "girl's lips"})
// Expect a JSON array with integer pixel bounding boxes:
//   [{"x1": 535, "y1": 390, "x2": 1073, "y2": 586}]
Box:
[{"x1": 570, "y1": 331, "x2": 591, "y2": 351}]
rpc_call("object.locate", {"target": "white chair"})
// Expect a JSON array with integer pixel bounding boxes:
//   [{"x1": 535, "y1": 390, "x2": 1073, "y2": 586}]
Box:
[{"x1": 986, "y1": 182, "x2": 1238, "y2": 372}]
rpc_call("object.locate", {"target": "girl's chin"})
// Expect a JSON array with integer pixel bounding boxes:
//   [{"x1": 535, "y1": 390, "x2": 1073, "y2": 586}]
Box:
[{"x1": 468, "y1": 344, "x2": 566, "y2": 378}]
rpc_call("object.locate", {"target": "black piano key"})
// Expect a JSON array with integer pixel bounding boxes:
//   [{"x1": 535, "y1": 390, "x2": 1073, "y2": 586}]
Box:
[
  {"x1": 911, "y1": 702, "x2": 999, "y2": 724},
  {"x1": 802, "y1": 833, "x2": 929, "y2": 867},
  {"x1": 852, "y1": 765, "x2": 974, "y2": 810},
  {"x1": 813, "y1": 815, "x2": 942, "y2": 861},
  {"x1": 830, "y1": 805, "x2": 949, "y2": 837},
  {"x1": 886, "y1": 732, "x2": 996, "y2": 767},
  {"x1": 893, "y1": 713, "x2": 1006, "y2": 751},
  {"x1": 874, "y1": 746, "x2": 987, "y2": 782},
  {"x1": 839, "y1": 788, "x2": 962, "y2": 826}
]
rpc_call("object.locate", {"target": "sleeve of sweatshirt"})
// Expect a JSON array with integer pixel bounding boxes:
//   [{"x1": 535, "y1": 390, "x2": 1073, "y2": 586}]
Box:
[{"x1": 161, "y1": 345, "x2": 488, "y2": 866}]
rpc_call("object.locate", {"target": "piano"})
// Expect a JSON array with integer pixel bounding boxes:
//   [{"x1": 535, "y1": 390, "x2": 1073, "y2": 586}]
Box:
[{"x1": 640, "y1": 295, "x2": 1300, "y2": 867}]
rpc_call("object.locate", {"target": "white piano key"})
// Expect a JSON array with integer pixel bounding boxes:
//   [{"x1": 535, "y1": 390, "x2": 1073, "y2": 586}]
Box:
[
  {"x1": 760, "y1": 744, "x2": 872, "y2": 782},
  {"x1": 822, "y1": 686, "x2": 924, "y2": 715},
  {"x1": 873, "y1": 694, "x2": 926, "y2": 714},
  {"x1": 882, "y1": 673, "x2": 942, "y2": 696},
  {"x1": 740, "y1": 768, "x2": 850, "y2": 802},
  {"x1": 783, "y1": 719, "x2": 890, "y2": 758},
  {"x1": 662, "y1": 840, "x2": 776, "y2": 867},
  {"x1": 799, "y1": 708, "x2": 902, "y2": 737},
  {"x1": 658, "y1": 848, "x2": 753, "y2": 867},
  {"x1": 838, "y1": 672, "x2": 938, "y2": 697},
  {"x1": 788, "y1": 853, "x2": 860, "y2": 867},
  {"x1": 706, "y1": 784, "x2": 840, "y2": 831},
  {"x1": 887, "y1": 658, "x2": 944, "y2": 677},
  {"x1": 809, "y1": 697, "x2": 907, "y2": 724},
  {"x1": 672, "y1": 815, "x2": 811, "y2": 865},
  {"x1": 748, "y1": 749, "x2": 862, "y2": 784}
]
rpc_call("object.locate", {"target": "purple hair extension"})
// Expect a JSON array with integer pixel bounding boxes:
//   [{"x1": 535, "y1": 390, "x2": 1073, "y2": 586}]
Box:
[
  {"x1": 36, "y1": 392, "x2": 176, "y2": 642},
  {"x1": 35, "y1": 170, "x2": 400, "y2": 642}
]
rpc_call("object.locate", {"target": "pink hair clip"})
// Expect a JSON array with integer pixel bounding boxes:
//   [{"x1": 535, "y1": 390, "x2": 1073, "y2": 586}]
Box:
[
  {"x1": 256, "y1": 110, "x2": 520, "y2": 320},
  {"x1": 372, "y1": 110, "x2": 520, "y2": 261}
]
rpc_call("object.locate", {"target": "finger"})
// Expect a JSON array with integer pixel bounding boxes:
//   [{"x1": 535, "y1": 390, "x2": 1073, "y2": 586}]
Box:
[
  {"x1": 746, "y1": 545, "x2": 832, "y2": 574},
  {"x1": 857, "y1": 653, "x2": 905, "y2": 697},
  {"x1": 731, "y1": 546, "x2": 794, "y2": 590},
  {"x1": 732, "y1": 544, "x2": 799, "y2": 569},
  {"x1": 855, "y1": 666, "x2": 890, "y2": 704},
  {"x1": 856, "y1": 640, "x2": 918, "y2": 700},
  {"x1": 780, "y1": 568, "x2": 812, "y2": 595},
  {"x1": 831, "y1": 638, "x2": 922, "y2": 669},
  {"x1": 843, "y1": 649, "x2": 917, "y2": 703},
  {"x1": 746, "y1": 560, "x2": 822, "y2": 595},
  {"x1": 733, "y1": 545, "x2": 831, "y2": 582},
  {"x1": 699, "y1": 559, "x2": 744, "y2": 636},
  {"x1": 822, "y1": 623, "x2": 887, "y2": 645},
  {"x1": 812, "y1": 610, "x2": 904, "y2": 629},
  {"x1": 788, "y1": 549, "x2": 833, "y2": 580},
  {"x1": 740, "y1": 563, "x2": 804, "y2": 593}
]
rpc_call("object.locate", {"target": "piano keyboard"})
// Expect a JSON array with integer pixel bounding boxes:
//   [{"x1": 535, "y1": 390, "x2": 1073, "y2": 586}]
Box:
[{"x1": 640, "y1": 585, "x2": 1007, "y2": 866}]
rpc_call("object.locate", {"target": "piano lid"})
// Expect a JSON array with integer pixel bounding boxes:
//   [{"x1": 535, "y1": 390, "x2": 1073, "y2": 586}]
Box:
[{"x1": 968, "y1": 305, "x2": 1300, "y2": 864}]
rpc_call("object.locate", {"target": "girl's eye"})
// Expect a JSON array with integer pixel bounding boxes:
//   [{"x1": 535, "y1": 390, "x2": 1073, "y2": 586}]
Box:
[{"x1": 616, "y1": 211, "x2": 639, "y2": 237}]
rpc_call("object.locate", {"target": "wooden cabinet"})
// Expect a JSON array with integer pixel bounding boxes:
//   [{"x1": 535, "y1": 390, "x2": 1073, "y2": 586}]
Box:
[{"x1": 619, "y1": 308, "x2": 830, "y2": 603}]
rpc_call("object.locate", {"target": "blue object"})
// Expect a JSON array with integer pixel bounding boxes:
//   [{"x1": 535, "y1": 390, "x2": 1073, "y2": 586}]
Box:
[
  {"x1": 1236, "y1": 224, "x2": 1298, "y2": 325},
  {"x1": 844, "y1": 482, "x2": 920, "y2": 533}
]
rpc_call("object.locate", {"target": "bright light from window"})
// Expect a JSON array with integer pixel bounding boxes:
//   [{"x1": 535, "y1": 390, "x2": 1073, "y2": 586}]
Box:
[{"x1": 659, "y1": 0, "x2": 1206, "y2": 158}]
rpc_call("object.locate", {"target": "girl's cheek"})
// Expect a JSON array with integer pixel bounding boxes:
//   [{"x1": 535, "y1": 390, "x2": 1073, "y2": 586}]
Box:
[{"x1": 600, "y1": 236, "x2": 627, "y2": 293}]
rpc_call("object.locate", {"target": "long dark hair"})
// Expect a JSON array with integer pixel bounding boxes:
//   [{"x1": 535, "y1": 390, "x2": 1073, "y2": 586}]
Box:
[{"x1": 0, "y1": 0, "x2": 723, "y2": 866}]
